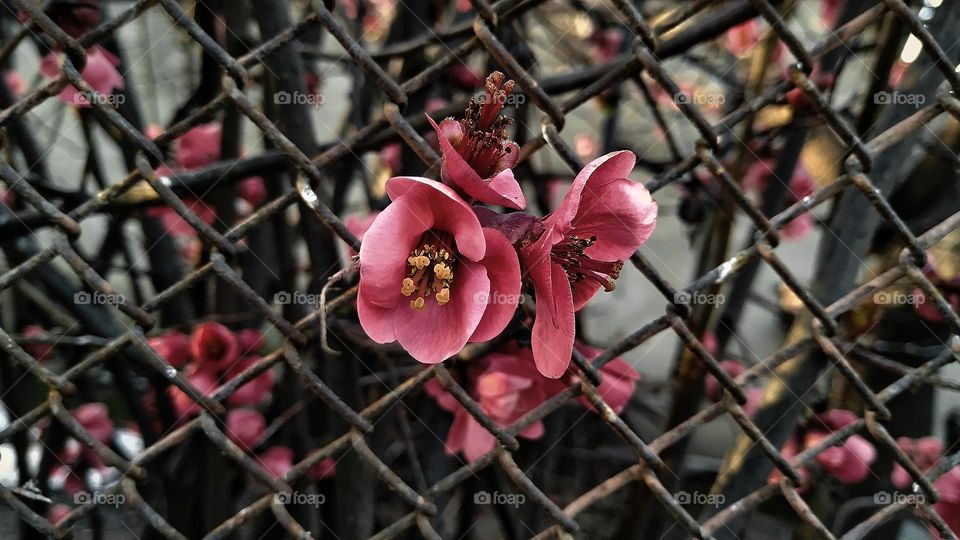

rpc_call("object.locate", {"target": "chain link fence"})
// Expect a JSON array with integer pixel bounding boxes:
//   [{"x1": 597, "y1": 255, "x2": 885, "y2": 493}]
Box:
[{"x1": 1, "y1": 0, "x2": 960, "y2": 538}]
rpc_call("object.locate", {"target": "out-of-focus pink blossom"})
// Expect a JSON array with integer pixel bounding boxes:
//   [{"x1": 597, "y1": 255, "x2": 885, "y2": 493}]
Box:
[
  {"x1": 237, "y1": 177, "x2": 267, "y2": 207},
  {"x1": 190, "y1": 322, "x2": 240, "y2": 370},
  {"x1": 72, "y1": 403, "x2": 113, "y2": 444},
  {"x1": 308, "y1": 457, "x2": 337, "y2": 480},
  {"x1": 892, "y1": 436, "x2": 944, "y2": 489},
  {"x1": 22, "y1": 325, "x2": 54, "y2": 362},
  {"x1": 4, "y1": 71, "x2": 26, "y2": 97},
  {"x1": 39, "y1": 46, "x2": 124, "y2": 108},
  {"x1": 445, "y1": 63, "x2": 484, "y2": 90},
  {"x1": 47, "y1": 504, "x2": 71, "y2": 525},
  {"x1": 236, "y1": 328, "x2": 265, "y2": 355},
  {"x1": 169, "y1": 368, "x2": 218, "y2": 418},
  {"x1": 225, "y1": 356, "x2": 275, "y2": 407},
  {"x1": 742, "y1": 159, "x2": 816, "y2": 240},
  {"x1": 259, "y1": 446, "x2": 294, "y2": 478},
  {"x1": 570, "y1": 342, "x2": 640, "y2": 413},
  {"x1": 149, "y1": 330, "x2": 192, "y2": 369},
  {"x1": 590, "y1": 28, "x2": 623, "y2": 63},
  {"x1": 226, "y1": 408, "x2": 266, "y2": 450}
]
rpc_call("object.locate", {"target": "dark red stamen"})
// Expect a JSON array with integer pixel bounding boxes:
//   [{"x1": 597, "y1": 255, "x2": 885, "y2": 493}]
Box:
[
  {"x1": 550, "y1": 235, "x2": 623, "y2": 292},
  {"x1": 450, "y1": 71, "x2": 516, "y2": 179}
]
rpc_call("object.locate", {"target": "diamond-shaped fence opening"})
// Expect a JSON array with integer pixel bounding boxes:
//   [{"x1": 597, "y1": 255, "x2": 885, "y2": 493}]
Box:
[{"x1": 1, "y1": 0, "x2": 960, "y2": 538}]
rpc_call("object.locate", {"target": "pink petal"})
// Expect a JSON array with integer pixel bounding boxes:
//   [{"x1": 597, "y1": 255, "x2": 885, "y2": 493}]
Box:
[
  {"x1": 190, "y1": 321, "x2": 239, "y2": 369},
  {"x1": 226, "y1": 408, "x2": 266, "y2": 449},
  {"x1": 573, "y1": 177, "x2": 658, "y2": 261},
  {"x1": 357, "y1": 192, "x2": 432, "y2": 308},
  {"x1": 549, "y1": 151, "x2": 637, "y2": 231},
  {"x1": 469, "y1": 228, "x2": 522, "y2": 343},
  {"x1": 385, "y1": 176, "x2": 487, "y2": 262},
  {"x1": 177, "y1": 123, "x2": 222, "y2": 170},
  {"x1": 308, "y1": 457, "x2": 337, "y2": 480},
  {"x1": 149, "y1": 331, "x2": 192, "y2": 369},
  {"x1": 72, "y1": 403, "x2": 113, "y2": 444},
  {"x1": 357, "y1": 286, "x2": 398, "y2": 343},
  {"x1": 529, "y1": 261, "x2": 575, "y2": 378},
  {"x1": 259, "y1": 446, "x2": 294, "y2": 477},
  {"x1": 392, "y1": 259, "x2": 490, "y2": 363},
  {"x1": 427, "y1": 115, "x2": 525, "y2": 210},
  {"x1": 424, "y1": 378, "x2": 459, "y2": 412}
]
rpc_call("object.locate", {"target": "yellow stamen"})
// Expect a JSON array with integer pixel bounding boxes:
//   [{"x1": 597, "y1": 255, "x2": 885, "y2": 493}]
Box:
[
  {"x1": 410, "y1": 297, "x2": 425, "y2": 310},
  {"x1": 436, "y1": 288, "x2": 450, "y2": 305},
  {"x1": 401, "y1": 278, "x2": 416, "y2": 296}
]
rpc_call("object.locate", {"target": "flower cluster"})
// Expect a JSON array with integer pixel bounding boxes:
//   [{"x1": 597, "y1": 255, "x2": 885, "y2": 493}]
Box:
[
  {"x1": 358, "y1": 72, "x2": 658, "y2": 380},
  {"x1": 425, "y1": 341, "x2": 639, "y2": 462},
  {"x1": 770, "y1": 409, "x2": 877, "y2": 486}
]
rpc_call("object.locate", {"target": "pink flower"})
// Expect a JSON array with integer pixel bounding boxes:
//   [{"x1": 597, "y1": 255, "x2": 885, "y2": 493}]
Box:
[
  {"x1": 237, "y1": 177, "x2": 267, "y2": 207},
  {"x1": 169, "y1": 368, "x2": 218, "y2": 418},
  {"x1": 4, "y1": 71, "x2": 25, "y2": 97},
  {"x1": 190, "y1": 322, "x2": 240, "y2": 370},
  {"x1": 22, "y1": 324, "x2": 54, "y2": 362},
  {"x1": 145, "y1": 196, "x2": 217, "y2": 238},
  {"x1": 344, "y1": 212, "x2": 380, "y2": 258},
  {"x1": 892, "y1": 436, "x2": 943, "y2": 489},
  {"x1": 357, "y1": 177, "x2": 521, "y2": 363},
  {"x1": 379, "y1": 143, "x2": 402, "y2": 176},
  {"x1": 518, "y1": 151, "x2": 657, "y2": 378},
  {"x1": 225, "y1": 355, "x2": 275, "y2": 407},
  {"x1": 259, "y1": 446, "x2": 294, "y2": 477},
  {"x1": 236, "y1": 328, "x2": 265, "y2": 355},
  {"x1": 570, "y1": 342, "x2": 639, "y2": 413},
  {"x1": 704, "y1": 360, "x2": 746, "y2": 402},
  {"x1": 48, "y1": 504, "x2": 71, "y2": 526},
  {"x1": 723, "y1": 19, "x2": 785, "y2": 62},
  {"x1": 427, "y1": 72, "x2": 526, "y2": 210},
  {"x1": 72, "y1": 403, "x2": 113, "y2": 444},
  {"x1": 742, "y1": 159, "x2": 815, "y2": 240},
  {"x1": 426, "y1": 346, "x2": 552, "y2": 462},
  {"x1": 226, "y1": 408, "x2": 266, "y2": 449},
  {"x1": 934, "y1": 468, "x2": 960, "y2": 536},
  {"x1": 804, "y1": 409, "x2": 876, "y2": 484},
  {"x1": 308, "y1": 457, "x2": 337, "y2": 480},
  {"x1": 149, "y1": 330, "x2": 192, "y2": 369},
  {"x1": 590, "y1": 28, "x2": 623, "y2": 63},
  {"x1": 176, "y1": 123, "x2": 222, "y2": 170},
  {"x1": 445, "y1": 63, "x2": 484, "y2": 90},
  {"x1": 39, "y1": 46, "x2": 124, "y2": 108}
]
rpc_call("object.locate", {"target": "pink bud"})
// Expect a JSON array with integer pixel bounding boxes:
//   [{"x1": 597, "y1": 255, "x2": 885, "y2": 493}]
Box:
[{"x1": 226, "y1": 408, "x2": 266, "y2": 450}]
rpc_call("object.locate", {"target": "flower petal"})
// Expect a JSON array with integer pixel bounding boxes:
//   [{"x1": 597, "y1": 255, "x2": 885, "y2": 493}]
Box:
[
  {"x1": 529, "y1": 261, "x2": 575, "y2": 378},
  {"x1": 427, "y1": 115, "x2": 525, "y2": 210},
  {"x1": 358, "y1": 192, "x2": 431, "y2": 308},
  {"x1": 393, "y1": 259, "x2": 490, "y2": 363},
  {"x1": 385, "y1": 176, "x2": 486, "y2": 261},
  {"x1": 469, "y1": 228, "x2": 522, "y2": 343},
  {"x1": 549, "y1": 150, "x2": 637, "y2": 231},
  {"x1": 357, "y1": 284, "x2": 397, "y2": 343},
  {"x1": 574, "y1": 177, "x2": 657, "y2": 261}
]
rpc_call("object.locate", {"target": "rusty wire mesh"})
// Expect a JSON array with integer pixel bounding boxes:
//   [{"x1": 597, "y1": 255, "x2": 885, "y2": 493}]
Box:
[{"x1": 1, "y1": 0, "x2": 960, "y2": 538}]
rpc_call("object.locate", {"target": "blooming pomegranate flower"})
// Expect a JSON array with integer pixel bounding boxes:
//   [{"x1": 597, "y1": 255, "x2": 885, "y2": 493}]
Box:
[
  {"x1": 226, "y1": 408, "x2": 266, "y2": 450},
  {"x1": 259, "y1": 446, "x2": 294, "y2": 478},
  {"x1": 892, "y1": 436, "x2": 943, "y2": 489},
  {"x1": 425, "y1": 346, "x2": 552, "y2": 462},
  {"x1": 190, "y1": 321, "x2": 240, "y2": 370},
  {"x1": 427, "y1": 72, "x2": 526, "y2": 210},
  {"x1": 357, "y1": 177, "x2": 521, "y2": 363},
  {"x1": 518, "y1": 151, "x2": 657, "y2": 378},
  {"x1": 39, "y1": 45, "x2": 124, "y2": 108},
  {"x1": 149, "y1": 330, "x2": 192, "y2": 369}
]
